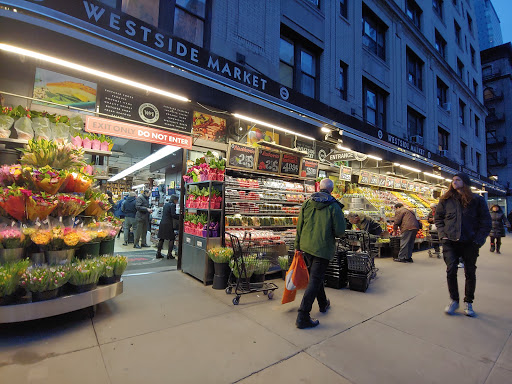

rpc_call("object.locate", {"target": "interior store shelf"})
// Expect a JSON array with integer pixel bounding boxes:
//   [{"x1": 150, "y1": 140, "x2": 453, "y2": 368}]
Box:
[{"x1": 225, "y1": 186, "x2": 310, "y2": 194}]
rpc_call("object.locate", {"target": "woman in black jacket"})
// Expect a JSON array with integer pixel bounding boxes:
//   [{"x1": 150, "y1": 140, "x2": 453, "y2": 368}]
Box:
[
  {"x1": 489, "y1": 205, "x2": 511, "y2": 254},
  {"x1": 435, "y1": 173, "x2": 492, "y2": 317},
  {"x1": 156, "y1": 195, "x2": 180, "y2": 260}
]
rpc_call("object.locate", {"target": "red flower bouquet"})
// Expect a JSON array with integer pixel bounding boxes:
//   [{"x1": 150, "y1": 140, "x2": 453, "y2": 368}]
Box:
[
  {"x1": 0, "y1": 164, "x2": 24, "y2": 187},
  {"x1": 60, "y1": 171, "x2": 93, "y2": 193},
  {"x1": 84, "y1": 190, "x2": 111, "y2": 217},
  {"x1": 31, "y1": 166, "x2": 68, "y2": 194},
  {"x1": 52, "y1": 194, "x2": 88, "y2": 217},
  {"x1": 0, "y1": 185, "x2": 32, "y2": 221},
  {"x1": 26, "y1": 192, "x2": 58, "y2": 221}
]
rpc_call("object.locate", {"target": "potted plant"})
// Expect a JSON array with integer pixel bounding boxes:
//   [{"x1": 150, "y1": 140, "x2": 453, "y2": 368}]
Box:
[
  {"x1": 114, "y1": 255, "x2": 128, "y2": 281},
  {"x1": 229, "y1": 254, "x2": 257, "y2": 282},
  {"x1": 0, "y1": 227, "x2": 30, "y2": 264},
  {"x1": 278, "y1": 255, "x2": 289, "y2": 280},
  {"x1": 98, "y1": 256, "x2": 117, "y2": 284},
  {"x1": 0, "y1": 259, "x2": 30, "y2": 305},
  {"x1": 251, "y1": 258, "x2": 271, "y2": 287},
  {"x1": 20, "y1": 265, "x2": 70, "y2": 302},
  {"x1": 82, "y1": 133, "x2": 92, "y2": 149},
  {"x1": 44, "y1": 226, "x2": 81, "y2": 265},
  {"x1": 68, "y1": 259, "x2": 102, "y2": 293},
  {"x1": 208, "y1": 247, "x2": 233, "y2": 289}
]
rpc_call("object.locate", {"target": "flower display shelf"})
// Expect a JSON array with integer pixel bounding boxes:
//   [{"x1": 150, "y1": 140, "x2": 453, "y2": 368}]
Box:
[
  {"x1": 0, "y1": 280, "x2": 123, "y2": 323},
  {"x1": 0, "y1": 138, "x2": 112, "y2": 157}
]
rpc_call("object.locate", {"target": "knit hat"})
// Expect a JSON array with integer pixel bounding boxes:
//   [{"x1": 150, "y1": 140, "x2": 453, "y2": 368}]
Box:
[{"x1": 454, "y1": 172, "x2": 471, "y2": 186}]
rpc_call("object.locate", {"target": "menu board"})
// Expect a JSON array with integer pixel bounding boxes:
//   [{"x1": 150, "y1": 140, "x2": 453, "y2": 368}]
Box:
[
  {"x1": 280, "y1": 153, "x2": 301, "y2": 176},
  {"x1": 378, "y1": 175, "x2": 387, "y2": 187},
  {"x1": 339, "y1": 166, "x2": 352, "y2": 181},
  {"x1": 256, "y1": 148, "x2": 280, "y2": 174},
  {"x1": 386, "y1": 176, "x2": 395, "y2": 189},
  {"x1": 394, "y1": 178, "x2": 403, "y2": 190},
  {"x1": 227, "y1": 142, "x2": 256, "y2": 170},
  {"x1": 401, "y1": 179, "x2": 408, "y2": 190},
  {"x1": 359, "y1": 171, "x2": 370, "y2": 184},
  {"x1": 300, "y1": 158, "x2": 319, "y2": 179},
  {"x1": 369, "y1": 173, "x2": 379, "y2": 186}
]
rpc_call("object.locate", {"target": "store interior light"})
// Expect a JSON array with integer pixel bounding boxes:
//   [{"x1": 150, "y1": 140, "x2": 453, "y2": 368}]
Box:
[
  {"x1": 367, "y1": 155, "x2": 383, "y2": 161},
  {"x1": 233, "y1": 113, "x2": 315, "y2": 141},
  {"x1": 470, "y1": 186, "x2": 477, "y2": 190},
  {"x1": 109, "y1": 145, "x2": 180, "y2": 182},
  {"x1": 336, "y1": 144, "x2": 351, "y2": 151},
  {"x1": 321, "y1": 126, "x2": 331, "y2": 133},
  {"x1": 393, "y1": 163, "x2": 421, "y2": 173},
  {"x1": 0, "y1": 44, "x2": 191, "y2": 103},
  {"x1": 423, "y1": 172, "x2": 445, "y2": 180},
  {"x1": 445, "y1": 178, "x2": 452, "y2": 182},
  {"x1": 131, "y1": 184, "x2": 145, "y2": 190}
]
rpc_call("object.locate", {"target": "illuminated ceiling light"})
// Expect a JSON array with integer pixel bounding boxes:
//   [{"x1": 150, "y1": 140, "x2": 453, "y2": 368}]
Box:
[
  {"x1": 367, "y1": 155, "x2": 383, "y2": 161},
  {"x1": 400, "y1": 164, "x2": 421, "y2": 172},
  {"x1": 0, "y1": 44, "x2": 190, "y2": 102},
  {"x1": 423, "y1": 172, "x2": 445, "y2": 180},
  {"x1": 336, "y1": 144, "x2": 351, "y2": 151},
  {"x1": 393, "y1": 163, "x2": 401, "y2": 166},
  {"x1": 445, "y1": 178, "x2": 452, "y2": 182},
  {"x1": 321, "y1": 127, "x2": 331, "y2": 133},
  {"x1": 470, "y1": 186, "x2": 477, "y2": 190},
  {"x1": 131, "y1": 184, "x2": 145, "y2": 190},
  {"x1": 233, "y1": 113, "x2": 315, "y2": 141},
  {"x1": 109, "y1": 145, "x2": 180, "y2": 181}
]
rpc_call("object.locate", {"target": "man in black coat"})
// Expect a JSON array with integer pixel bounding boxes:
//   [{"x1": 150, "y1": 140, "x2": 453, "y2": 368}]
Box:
[
  {"x1": 156, "y1": 195, "x2": 180, "y2": 259},
  {"x1": 134, "y1": 189, "x2": 152, "y2": 249}
]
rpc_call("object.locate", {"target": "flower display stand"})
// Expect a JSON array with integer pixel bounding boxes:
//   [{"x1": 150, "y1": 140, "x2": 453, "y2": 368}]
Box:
[{"x1": 0, "y1": 280, "x2": 123, "y2": 323}]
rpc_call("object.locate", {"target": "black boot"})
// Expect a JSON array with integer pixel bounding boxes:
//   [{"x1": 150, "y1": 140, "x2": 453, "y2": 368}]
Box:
[
  {"x1": 156, "y1": 253, "x2": 164, "y2": 259},
  {"x1": 490, "y1": 243, "x2": 495, "y2": 252},
  {"x1": 296, "y1": 313, "x2": 320, "y2": 329}
]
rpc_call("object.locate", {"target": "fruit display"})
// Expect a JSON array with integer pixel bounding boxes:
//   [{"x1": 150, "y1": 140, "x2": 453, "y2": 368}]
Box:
[{"x1": 392, "y1": 192, "x2": 430, "y2": 219}]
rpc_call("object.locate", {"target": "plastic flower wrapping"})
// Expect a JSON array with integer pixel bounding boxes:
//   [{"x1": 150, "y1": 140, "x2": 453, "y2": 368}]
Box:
[
  {"x1": 100, "y1": 213, "x2": 123, "y2": 240},
  {"x1": 69, "y1": 259, "x2": 102, "y2": 286},
  {"x1": 0, "y1": 185, "x2": 32, "y2": 221},
  {"x1": 60, "y1": 171, "x2": 93, "y2": 193},
  {"x1": 0, "y1": 225, "x2": 31, "y2": 249},
  {"x1": 207, "y1": 247, "x2": 233, "y2": 263},
  {"x1": 84, "y1": 189, "x2": 111, "y2": 217},
  {"x1": 29, "y1": 166, "x2": 68, "y2": 194},
  {"x1": 0, "y1": 164, "x2": 25, "y2": 187},
  {"x1": 20, "y1": 265, "x2": 70, "y2": 293},
  {"x1": 0, "y1": 259, "x2": 30, "y2": 297},
  {"x1": 52, "y1": 194, "x2": 88, "y2": 217},
  {"x1": 26, "y1": 192, "x2": 58, "y2": 221},
  {"x1": 20, "y1": 139, "x2": 86, "y2": 169},
  {"x1": 113, "y1": 255, "x2": 128, "y2": 276}
]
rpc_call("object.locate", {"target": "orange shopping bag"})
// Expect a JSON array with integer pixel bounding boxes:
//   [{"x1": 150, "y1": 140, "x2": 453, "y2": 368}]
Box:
[{"x1": 282, "y1": 250, "x2": 309, "y2": 304}]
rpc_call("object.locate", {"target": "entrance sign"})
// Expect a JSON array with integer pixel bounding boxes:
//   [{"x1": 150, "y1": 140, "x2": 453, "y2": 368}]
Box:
[{"x1": 85, "y1": 116, "x2": 192, "y2": 149}]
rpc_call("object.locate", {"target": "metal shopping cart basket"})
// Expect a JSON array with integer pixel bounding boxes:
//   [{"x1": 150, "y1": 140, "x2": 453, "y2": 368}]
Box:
[
  {"x1": 225, "y1": 233, "x2": 278, "y2": 305},
  {"x1": 339, "y1": 230, "x2": 377, "y2": 279},
  {"x1": 426, "y1": 228, "x2": 442, "y2": 258}
]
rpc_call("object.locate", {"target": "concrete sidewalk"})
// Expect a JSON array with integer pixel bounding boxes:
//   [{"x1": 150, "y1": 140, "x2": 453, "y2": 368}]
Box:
[{"x1": 1, "y1": 236, "x2": 511, "y2": 384}]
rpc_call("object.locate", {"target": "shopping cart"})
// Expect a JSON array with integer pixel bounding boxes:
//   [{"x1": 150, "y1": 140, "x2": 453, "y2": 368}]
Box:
[
  {"x1": 426, "y1": 228, "x2": 442, "y2": 258},
  {"x1": 225, "y1": 233, "x2": 278, "y2": 305},
  {"x1": 339, "y1": 230, "x2": 377, "y2": 279}
]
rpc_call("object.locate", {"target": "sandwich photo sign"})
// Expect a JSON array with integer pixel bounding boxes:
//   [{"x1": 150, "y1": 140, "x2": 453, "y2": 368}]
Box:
[{"x1": 33, "y1": 68, "x2": 98, "y2": 111}]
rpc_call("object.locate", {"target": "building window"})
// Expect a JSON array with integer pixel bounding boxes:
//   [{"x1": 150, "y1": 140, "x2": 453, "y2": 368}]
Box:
[
  {"x1": 362, "y1": 5, "x2": 387, "y2": 60},
  {"x1": 339, "y1": 60, "x2": 348, "y2": 100},
  {"x1": 473, "y1": 79, "x2": 478, "y2": 95},
  {"x1": 101, "y1": 0, "x2": 209, "y2": 47},
  {"x1": 458, "y1": 99, "x2": 466, "y2": 125},
  {"x1": 279, "y1": 31, "x2": 319, "y2": 99},
  {"x1": 482, "y1": 66, "x2": 492, "y2": 78},
  {"x1": 467, "y1": 13, "x2": 473, "y2": 33},
  {"x1": 460, "y1": 141, "x2": 467, "y2": 165},
  {"x1": 305, "y1": 0, "x2": 319, "y2": 7},
  {"x1": 433, "y1": 0, "x2": 443, "y2": 19},
  {"x1": 475, "y1": 115, "x2": 480, "y2": 137},
  {"x1": 476, "y1": 152, "x2": 481, "y2": 173},
  {"x1": 436, "y1": 77, "x2": 448, "y2": 107},
  {"x1": 438, "y1": 127, "x2": 449, "y2": 151},
  {"x1": 454, "y1": 21, "x2": 461, "y2": 47},
  {"x1": 363, "y1": 79, "x2": 387, "y2": 130},
  {"x1": 457, "y1": 58, "x2": 464, "y2": 80},
  {"x1": 470, "y1": 45, "x2": 475, "y2": 66},
  {"x1": 407, "y1": 108, "x2": 424, "y2": 137},
  {"x1": 407, "y1": 48, "x2": 423, "y2": 90},
  {"x1": 340, "y1": 0, "x2": 348, "y2": 18},
  {"x1": 435, "y1": 29, "x2": 446, "y2": 59},
  {"x1": 406, "y1": 0, "x2": 422, "y2": 29}
]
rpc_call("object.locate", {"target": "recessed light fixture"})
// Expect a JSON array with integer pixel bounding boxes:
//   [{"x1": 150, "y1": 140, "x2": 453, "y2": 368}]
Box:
[{"x1": 233, "y1": 113, "x2": 315, "y2": 141}]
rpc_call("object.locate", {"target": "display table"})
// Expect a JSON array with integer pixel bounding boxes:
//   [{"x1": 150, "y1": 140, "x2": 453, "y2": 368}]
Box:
[{"x1": 0, "y1": 280, "x2": 123, "y2": 323}]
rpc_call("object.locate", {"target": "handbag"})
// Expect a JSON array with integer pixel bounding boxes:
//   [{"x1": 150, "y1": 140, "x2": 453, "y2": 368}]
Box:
[{"x1": 281, "y1": 250, "x2": 310, "y2": 304}]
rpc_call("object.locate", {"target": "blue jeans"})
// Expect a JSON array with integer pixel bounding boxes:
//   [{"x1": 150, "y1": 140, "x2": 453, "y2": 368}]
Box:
[{"x1": 298, "y1": 253, "x2": 329, "y2": 318}]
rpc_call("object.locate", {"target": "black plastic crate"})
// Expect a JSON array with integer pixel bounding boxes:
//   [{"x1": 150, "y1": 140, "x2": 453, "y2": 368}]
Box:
[
  {"x1": 347, "y1": 271, "x2": 372, "y2": 292},
  {"x1": 325, "y1": 275, "x2": 347, "y2": 289},
  {"x1": 346, "y1": 252, "x2": 372, "y2": 274}
]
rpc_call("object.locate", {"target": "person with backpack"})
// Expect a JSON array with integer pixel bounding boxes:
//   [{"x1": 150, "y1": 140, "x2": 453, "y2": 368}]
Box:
[{"x1": 121, "y1": 191, "x2": 138, "y2": 246}]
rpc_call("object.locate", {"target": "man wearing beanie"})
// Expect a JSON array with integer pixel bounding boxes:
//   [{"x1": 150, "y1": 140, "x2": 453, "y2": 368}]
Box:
[{"x1": 435, "y1": 173, "x2": 491, "y2": 317}]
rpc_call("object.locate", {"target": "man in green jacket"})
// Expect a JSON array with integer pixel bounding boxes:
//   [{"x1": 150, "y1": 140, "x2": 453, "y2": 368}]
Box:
[{"x1": 294, "y1": 178, "x2": 346, "y2": 329}]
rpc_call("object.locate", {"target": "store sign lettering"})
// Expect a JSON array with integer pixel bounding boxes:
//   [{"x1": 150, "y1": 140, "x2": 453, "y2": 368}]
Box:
[{"x1": 385, "y1": 134, "x2": 425, "y2": 157}]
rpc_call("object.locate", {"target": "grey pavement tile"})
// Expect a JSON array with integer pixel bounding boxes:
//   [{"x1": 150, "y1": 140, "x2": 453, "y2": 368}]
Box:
[
  {"x1": 484, "y1": 366, "x2": 512, "y2": 384},
  {"x1": 496, "y1": 333, "x2": 512, "y2": 371},
  {"x1": 100, "y1": 311, "x2": 299, "y2": 384},
  {"x1": 0, "y1": 346, "x2": 110, "y2": 384},
  {"x1": 237, "y1": 352, "x2": 354, "y2": 384},
  {"x1": 92, "y1": 271, "x2": 232, "y2": 344},
  {"x1": 0, "y1": 310, "x2": 98, "y2": 366},
  {"x1": 373, "y1": 286, "x2": 510, "y2": 363},
  {"x1": 307, "y1": 320, "x2": 493, "y2": 384}
]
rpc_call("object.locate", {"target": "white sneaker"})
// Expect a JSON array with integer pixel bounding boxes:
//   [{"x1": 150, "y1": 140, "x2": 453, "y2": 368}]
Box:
[
  {"x1": 464, "y1": 303, "x2": 475, "y2": 317},
  {"x1": 444, "y1": 300, "x2": 459, "y2": 315}
]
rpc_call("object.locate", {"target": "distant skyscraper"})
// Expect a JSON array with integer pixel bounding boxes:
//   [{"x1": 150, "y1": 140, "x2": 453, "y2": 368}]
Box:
[{"x1": 474, "y1": 0, "x2": 503, "y2": 50}]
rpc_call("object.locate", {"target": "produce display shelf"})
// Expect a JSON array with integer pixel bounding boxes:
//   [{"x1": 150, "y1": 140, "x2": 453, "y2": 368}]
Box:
[
  {"x1": 0, "y1": 280, "x2": 123, "y2": 323},
  {"x1": 0, "y1": 138, "x2": 112, "y2": 157},
  {"x1": 95, "y1": 176, "x2": 110, "y2": 180},
  {"x1": 83, "y1": 148, "x2": 112, "y2": 156},
  {"x1": 225, "y1": 225, "x2": 296, "y2": 229},
  {"x1": 184, "y1": 208, "x2": 223, "y2": 212},
  {"x1": 225, "y1": 198, "x2": 303, "y2": 205},
  {"x1": 224, "y1": 186, "x2": 311, "y2": 195},
  {"x1": 0, "y1": 137, "x2": 28, "y2": 146},
  {"x1": 225, "y1": 212, "x2": 299, "y2": 216},
  {"x1": 186, "y1": 181, "x2": 224, "y2": 186}
]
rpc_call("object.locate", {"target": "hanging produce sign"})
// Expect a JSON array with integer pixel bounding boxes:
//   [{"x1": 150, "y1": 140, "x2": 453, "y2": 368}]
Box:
[
  {"x1": 378, "y1": 175, "x2": 387, "y2": 187},
  {"x1": 295, "y1": 139, "x2": 315, "y2": 159},
  {"x1": 256, "y1": 147, "x2": 280, "y2": 174},
  {"x1": 394, "y1": 178, "x2": 403, "y2": 190},
  {"x1": 386, "y1": 176, "x2": 395, "y2": 189},
  {"x1": 407, "y1": 181, "x2": 415, "y2": 191},
  {"x1": 280, "y1": 153, "x2": 301, "y2": 176},
  {"x1": 359, "y1": 171, "x2": 370, "y2": 185},
  {"x1": 369, "y1": 173, "x2": 379, "y2": 186},
  {"x1": 300, "y1": 158, "x2": 319, "y2": 179},
  {"x1": 227, "y1": 142, "x2": 256, "y2": 170},
  {"x1": 414, "y1": 183, "x2": 421, "y2": 193},
  {"x1": 401, "y1": 179, "x2": 408, "y2": 190},
  {"x1": 85, "y1": 116, "x2": 192, "y2": 149},
  {"x1": 339, "y1": 166, "x2": 352, "y2": 181}
]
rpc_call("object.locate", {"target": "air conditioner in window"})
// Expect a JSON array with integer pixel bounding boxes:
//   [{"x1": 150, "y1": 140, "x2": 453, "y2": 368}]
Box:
[
  {"x1": 442, "y1": 102, "x2": 451, "y2": 111},
  {"x1": 411, "y1": 135, "x2": 424, "y2": 145},
  {"x1": 439, "y1": 149, "x2": 449, "y2": 157}
]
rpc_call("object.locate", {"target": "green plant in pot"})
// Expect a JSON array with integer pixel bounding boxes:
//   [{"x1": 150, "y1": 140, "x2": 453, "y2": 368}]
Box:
[
  {"x1": 68, "y1": 259, "x2": 102, "y2": 292},
  {"x1": 114, "y1": 256, "x2": 128, "y2": 281},
  {"x1": 229, "y1": 254, "x2": 257, "y2": 280},
  {"x1": 20, "y1": 265, "x2": 70, "y2": 302},
  {"x1": 0, "y1": 259, "x2": 30, "y2": 305},
  {"x1": 252, "y1": 258, "x2": 271, "y2": 287},
  {"x1": 278, "y1": 255, "x2": 289, "y2": 279},
  {"x1": 208, "y1": 247, "x2": 233, "y2": 290}
]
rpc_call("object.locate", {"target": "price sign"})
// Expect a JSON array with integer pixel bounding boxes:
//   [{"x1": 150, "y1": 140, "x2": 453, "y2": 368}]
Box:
[
  {"x1": 359, "y1": 171, "x2": 370, "y2": 185},
  {"x1": 339, "y1": 166, "x2": 352, "y2": 181},
  {"x1": 407, "y1": 181, "x2": 415, "y2": 191},
  {"x1": 401, "y1": 179, "x2": 408, "y2": 190},
  {"x1": 256, "y1": 148, "x2": 280, "y2": 174},
  {"x1": 394, "y1": 178, "x2": 402, "y2": 190},
  {"x1": 386, "y1": 176, "x2": 395, "y2": 188},
  {"x1": 227, "y1": 142, "x2": 256, "y2": 170},
  {"x1": 378, "y1": 175, "x2": 387, "y2": 187},
  {"x1": 280, "y1": 153, "x2": 301, "y2": 176},
  {"x1": 300, "y1": 158, "x2": 319, "y2": 179},
  {"x1": 414, "y1": 183, "x2": 421, "y2": 193},
  {"x1": 369, "y1": 173, "x2": 379, "y2": 186}
]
